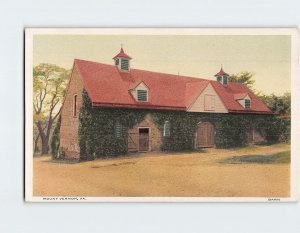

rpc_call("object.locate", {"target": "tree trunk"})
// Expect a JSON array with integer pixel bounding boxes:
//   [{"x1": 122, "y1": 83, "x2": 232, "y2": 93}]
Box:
[
  {"x1": 34, "y1": 134, "x2": 40, "y2": 153},
  {"x1": 36, "y1": 121, "x2": 51, "y2": 156},
  {"x1": 41, "y1": 136, "x2": 49, "y2": 155}
]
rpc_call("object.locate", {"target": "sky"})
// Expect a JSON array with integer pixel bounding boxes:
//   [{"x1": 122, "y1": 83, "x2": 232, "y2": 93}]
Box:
[{"x1": 33, "y1": 34, "x2": 291, "y2": 95}]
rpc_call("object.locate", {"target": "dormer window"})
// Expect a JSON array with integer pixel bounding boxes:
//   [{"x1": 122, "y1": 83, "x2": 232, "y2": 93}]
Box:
[
  {"x1": 113, "y1": 48, "x2": 132, "y2": 72},
  {"x1": 245, "y1": 99, "x2": 251, "y2": 109},
  {"x1": 137, "y1": 90, "x2": 148, "y2": 102},
  {"x1": 130, "y1": 81, "x2": 149, "y2": 103},
  {"x1": 234, "y1": 93, "x2": 251, "y2": 109}
]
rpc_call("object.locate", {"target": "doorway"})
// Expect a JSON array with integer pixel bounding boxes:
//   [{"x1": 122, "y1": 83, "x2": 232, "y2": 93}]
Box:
[
  {"x1": 197, "y1": 122, "x2": 215, "y2": 148},
  {"x1": 139, "y1": 128, "x2": 150, "y2": 151}
]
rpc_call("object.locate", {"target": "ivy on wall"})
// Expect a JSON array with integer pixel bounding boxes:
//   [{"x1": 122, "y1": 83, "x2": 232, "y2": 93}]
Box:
[
  {"x1": 79, "y1": 90, "x2": 148, "y2": 160},
  {"x1": 78, "y1": 89, "x2": 290, "y2": 160}
]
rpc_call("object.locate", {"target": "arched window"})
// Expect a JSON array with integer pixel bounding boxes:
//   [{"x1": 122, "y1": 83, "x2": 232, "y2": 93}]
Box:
[
  {"x1": 115, "y1": 120, "x2": 122, "y2": 138},
  {"x1": 163, "y1": 121, "x2": 171, "y2": 137},
  {"x1": 73, "y1": 94, "x2": 77, "y2": 117}
]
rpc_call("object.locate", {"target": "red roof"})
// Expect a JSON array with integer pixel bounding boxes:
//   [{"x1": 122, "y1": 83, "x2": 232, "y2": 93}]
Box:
[
  {"x1": 214, "y1": 68, "x2": 228, "y2": 77},
  {"x1": 73, "y1": 59, "x2": 272, "y2": 114},
  {"x1": 112, "y1": 48, "x2": 132, "y2": 60}
]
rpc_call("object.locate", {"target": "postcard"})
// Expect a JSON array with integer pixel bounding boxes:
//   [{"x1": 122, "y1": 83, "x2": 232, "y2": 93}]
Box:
[{"x1": 25, "y1": 28, "x2": 299, "y2": 202}]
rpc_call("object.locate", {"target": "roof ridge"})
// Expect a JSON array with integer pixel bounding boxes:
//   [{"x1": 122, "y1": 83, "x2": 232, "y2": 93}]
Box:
[{"x1": 74, "y1": 58, "x2": 208, "y2": 82}]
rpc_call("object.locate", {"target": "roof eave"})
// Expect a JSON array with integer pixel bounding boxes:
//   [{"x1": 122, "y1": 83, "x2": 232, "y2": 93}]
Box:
[
  {"x1": 92, "y1": 102, "x2": 186, "y2": 111},
  {"x1": 228, "y1": 110, "x2": 273, "y2": 115}
]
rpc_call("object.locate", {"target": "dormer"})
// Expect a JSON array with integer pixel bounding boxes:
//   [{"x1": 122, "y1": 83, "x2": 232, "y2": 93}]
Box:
[
  {"x1": 113, "y1": 48, "x2": 132, "y2": 72},
  {"x1": 215, "y1": 67, "x2": 229, "y2": 85},
  {"x1": 234, "y1": 93, "x2": 251, "y2": 109},
  {"x1": 130, "y1": 81, "x2": 149, "y2": 103}
]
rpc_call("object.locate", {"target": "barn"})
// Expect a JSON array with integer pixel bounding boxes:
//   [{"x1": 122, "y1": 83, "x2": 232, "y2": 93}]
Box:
[{"x1": 59, "y1": 48, "x2": 272, "y2": 159}]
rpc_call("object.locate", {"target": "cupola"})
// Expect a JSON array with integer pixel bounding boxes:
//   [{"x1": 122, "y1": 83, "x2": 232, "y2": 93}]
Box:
[
  {"x1": 215, "y1": 67, "x2": 229, "y2": 85},
  {"x1": 113, "y1": 47, "x2": 132, "y2": 72}
]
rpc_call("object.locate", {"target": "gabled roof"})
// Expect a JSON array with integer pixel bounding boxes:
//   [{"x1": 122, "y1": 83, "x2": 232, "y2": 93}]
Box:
[
  {"x1": 112, "y1": 48, "x2": 132, "y2": 60},
  {"x1": 210, "y1": 82, "x2": 271, "y2": 114},
  {"x1": 73, "y1": 59, "x2": 272, "y2": 114}
]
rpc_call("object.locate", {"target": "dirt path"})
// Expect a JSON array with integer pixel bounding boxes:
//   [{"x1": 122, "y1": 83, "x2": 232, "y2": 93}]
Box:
[{"x1": 33, "y1": 144, "x2": 290, "y2": 197}]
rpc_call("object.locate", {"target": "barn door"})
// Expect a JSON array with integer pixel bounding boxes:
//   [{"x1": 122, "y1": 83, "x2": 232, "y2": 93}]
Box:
[
  {"x1": 128, "y1": 129, "x2": 138, "y2": 152},
  {"x1": 197, "y1": 122, "x2": 215, "y2": 148},
  {"x1": 139, "y1": 128, "x2": 149, "y2": 151}
]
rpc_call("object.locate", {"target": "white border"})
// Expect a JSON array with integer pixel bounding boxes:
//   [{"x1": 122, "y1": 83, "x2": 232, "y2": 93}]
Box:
[{"x1": 25, "y1": 28, "x2": 299, "y2": 202}]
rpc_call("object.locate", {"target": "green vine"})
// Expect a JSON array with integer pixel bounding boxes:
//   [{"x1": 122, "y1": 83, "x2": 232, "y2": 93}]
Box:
[{"x1": 78, "y1": 89, "x2": 290, "y2": 160}]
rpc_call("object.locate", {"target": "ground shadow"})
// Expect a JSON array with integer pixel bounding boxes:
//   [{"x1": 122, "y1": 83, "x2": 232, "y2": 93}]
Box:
[{"x1": 219, "y1": 151, "x2": 290, "y2": 164}]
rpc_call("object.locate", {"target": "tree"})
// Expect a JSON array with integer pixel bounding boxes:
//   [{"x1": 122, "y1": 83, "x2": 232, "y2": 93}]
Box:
[
  {"x1": 50, "y1": 115, "x2": 62, "y2": 159},
  {"x1": 33, "y1": 124, "x2": 40, "y2": 154},
  {"x1": 258, "y1": 92, "x2": 291, "y2": 115},
  {"x1": 229, "y1": 71, "x2": 255, "y2": 90},
  {"x1": 33, "y1": 64, "x2": 69, "y2": 155}
]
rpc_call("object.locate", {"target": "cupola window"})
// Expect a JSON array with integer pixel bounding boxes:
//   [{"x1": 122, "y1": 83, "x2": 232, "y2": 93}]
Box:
[
  {"x1": 215, "y1": 67, "x2": 229, "y2": 86},
  {"x1": 113, "y1": 47, "x2": 132, "y2": 72},
  {"x1": 121, "y1": 59, "x2": 129, "y2": 71},
  {"x1": 223, "y1": 76, "x2": 228, "y2": 85}
]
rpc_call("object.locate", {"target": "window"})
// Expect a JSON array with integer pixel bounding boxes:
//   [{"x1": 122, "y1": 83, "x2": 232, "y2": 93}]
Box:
[
  {"x1": 121, "y1": 59, "x2": 129, "y2": 70},
  {"x1": 245, "y1": 99, "x2": 251, "y2": 109},
  {"x1": 217, "y1": 76, "x2": 222, "y2": 83},
  {"x1": 115, "y1": 121, "x2": 122, "y2": 138},
  {"x1": 223, "y1": 76, "x2": 228, "y2": 85},
  {"x1": 115, "y1": 59, "x2": 119, "y2": 66},
  {"x1": 163, "y1": 121, "x2": 171, "y2": 137},
  {"x1": 137, "y1": 90, "x2": 148, "y2": 102},
  {"x1": 73, "y1": 95, "x2": 77, "y2": 117}
]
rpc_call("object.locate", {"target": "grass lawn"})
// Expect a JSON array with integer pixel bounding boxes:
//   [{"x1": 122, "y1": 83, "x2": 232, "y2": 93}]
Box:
[{"x1": 33, "y1": 143, "x2": 290, "y2": 197}]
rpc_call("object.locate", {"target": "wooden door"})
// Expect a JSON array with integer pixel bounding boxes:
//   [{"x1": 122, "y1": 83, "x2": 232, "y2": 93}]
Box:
[
  {"x1": 139, "y1": 128, "x2": 149, "y2": 151},
  {"x1": 128, "y1": 129, "x2": 138, "y2": 152},
  {"x1": 197, "y1": 122, "x2": 215, "y2": 148}
]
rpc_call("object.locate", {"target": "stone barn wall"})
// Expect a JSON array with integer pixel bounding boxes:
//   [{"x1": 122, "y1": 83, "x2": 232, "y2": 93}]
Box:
[{"x1": 60, "y1": 65, "x2": 83, "y2": 158}]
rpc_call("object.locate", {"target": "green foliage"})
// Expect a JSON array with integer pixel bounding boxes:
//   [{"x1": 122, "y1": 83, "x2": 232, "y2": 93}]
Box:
[
  {"x1": 229, "y1": 71, "x2": 255, "y2": 90},
  {"x1": 33, "y1": 63, "x2": 69, "y2": 155},
  {"x1": 79, "y1": 90, "x2": 147, "y2": 160},
  {"x1": 152, "y1": 112, "x2": 283, "y2": 150},
  {"x1": 258, "y1": 92, "x2": 291, "y2": 115},
  {"x1": 260, "y1": 117, "x2": 290, "y2": 143},
  {"x1": 50, "y1": 115, "x2": 61, "y2": 159},
  {"x1": 78, "y1": 90, "x2": 290, "y2": 160}
]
